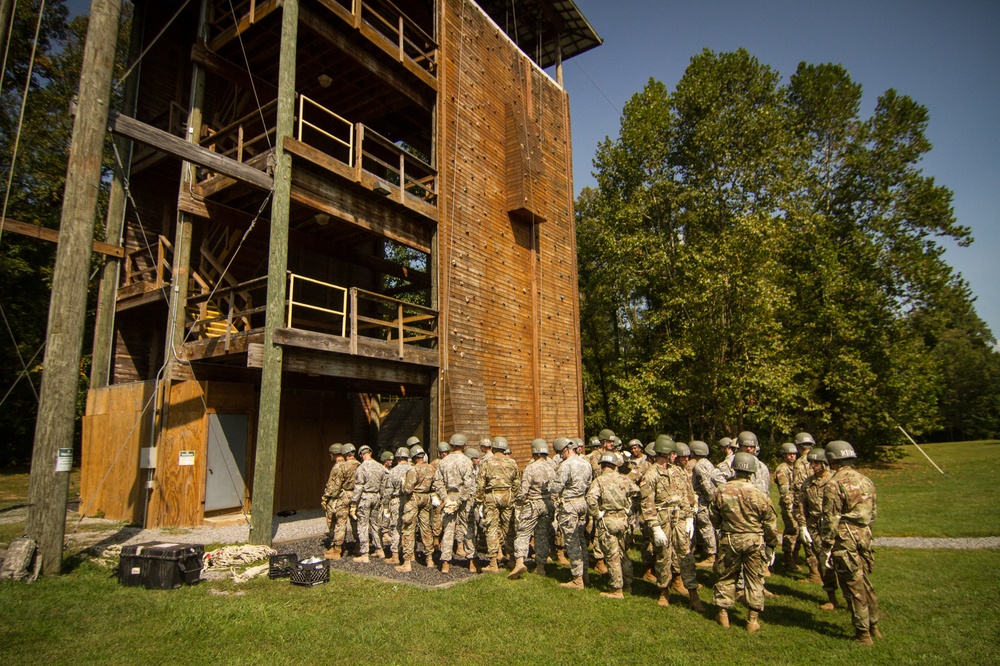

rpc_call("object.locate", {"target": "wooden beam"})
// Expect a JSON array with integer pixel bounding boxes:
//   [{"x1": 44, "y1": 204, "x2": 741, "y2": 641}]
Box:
[
  {"x1": 1, "y1": 217, "x2": 124, "y2": 258},
  {"x1": 106, "y1": 111, "x2": 273, "y2": 191},
  {"x1": 207, "y1": 0, "x2": 282, "y2": 52}
]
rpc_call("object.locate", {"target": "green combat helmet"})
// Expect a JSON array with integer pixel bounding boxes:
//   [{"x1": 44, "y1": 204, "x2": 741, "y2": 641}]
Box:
[
  {"x1": 341, "y1": 443, "x2": 356, "y2": 456},
  {"x1": 380, "y1": 450, "x2": 393, "y2": 463},
  {"x1": 718, "y1": 437, "x2": 734, "y2": 450},
  {"x1": 824, "y1": 440, "x2": 856, "y2": 461},
  {"x1": 794, "y1": 432, "x2": 816, "y2": 448},
  {"x1": 409, "y1": 444, "x2": 425, "y2": 459},
  {"x1": 553, "y1": 437, "x2": 570, "y2": 452},
  {"x1": 653, "y1": 437, "x2": 676, "y2": 456},
  {"x1": 628, "y1": 438, "x2": 643, "y2": 450},
  {"x1": 599, "y1": 428, "x2": 616, "y2": 442},
  {"x1": 737, "y1": 431, "x2": 758, "y2": 449},
  {"x1": 690, "y1": 441, "x2": 709, "y2": 457},
  {"x1": 530, "y1": 438, "x2": 549, "y2": 455},
  {"x1": 358, "y1": 445, "x2": 373, "y2": 457},
  {"x1": 329, "y1": 443, "x2": 342, "y2": 455},
  {"x1": 806, "y1": 448, "x2": 827, "y2": 463},
  {"x1": 644, "y1": 442, "x2": 656, "y2": 458},
  {"x1": 572, "y1": 438, "x2": 585, "y2": 450},
  {"x1": 675, "y1": 442, "x2": 691, "y2": 458},
  {"x1": 588, "y1": 436, "x2": 601, "y2": 450},
  {"x1": 780, "y1": 442, "x2": 798, "y2": 455},
  {"x1": 599, "y1": 451, "x2": 618, "y2": 467},
  {"x1": 450, "y1": 433, "x2": 468, "y2": 448},
  {"x1": 437, "y1": 441, "x2": 452, "y2": 453},
  {"x1": 494, "y1": 436, "x2": 509, "y2": 453},
  {"x1": 406, "y1": 436, "x2": 421, "y2": 447},
  {"x1": 395, "y1": 446, "x2": 410, "y2": 459},
  {"x1": 732, "y1": 452, "x2": 757, "y2": 473},
  {"x1": 465, "y1": 446, "x2": 480, "y2": 460}
]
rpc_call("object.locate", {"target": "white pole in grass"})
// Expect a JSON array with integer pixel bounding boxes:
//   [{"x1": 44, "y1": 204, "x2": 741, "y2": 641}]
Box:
[{"x1": 896, "y1": 425, "x2": 947, "y2": 476}]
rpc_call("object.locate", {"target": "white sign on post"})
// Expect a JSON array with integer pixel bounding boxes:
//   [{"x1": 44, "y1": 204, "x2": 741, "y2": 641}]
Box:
[
  {"x1": 178, "y1": 450, "x2": 196, "y2": 466},
  {"x1": 55, "y1": 448, "x2": 73, "y2": 472}
]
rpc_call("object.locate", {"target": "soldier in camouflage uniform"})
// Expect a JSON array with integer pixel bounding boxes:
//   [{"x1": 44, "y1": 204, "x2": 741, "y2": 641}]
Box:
[
  {"x1": 587, "y1": 452, "x2": 640, "y2": 598},
  {"x1": 690, "y1": 440, "x2": 724, "y2": 567},
  {"x1": 322, "y1": 443, "x2": 344, "y2": 537},
  {"x1": 377, "y1": 450, "x2": 395, "y2": 556},
  {"x1": 463, "y1": 445, "x2": 484, "y2": 571},
  {"x1": 324, "y1": 443, "x2": 359, "y2": 559},
  {"x1": 433, "y1": 435, "x2": 475, "y2": 573},
  {"x1": 478, "y1": 437, "x2": 521, "y2": 572},
  {"x1": 351, "y1": 446, "x2": 387, "y2": 563},
  {"x1": 509, "y1": 439, "x2": 556, "y2": 579},
  {"x1": 716, "y1": 437, "x2": 737, "y2": 481},
  {"x1": 551, "y1": 435, "x2": 593, "y2": 589},
  {"x1": 548, "y1": 438, "x2": 571, "y2": 566},
  {"x1": 385, "y1": 447, "x2": 411, "y2": 564},
  {"x1": 736, "y1": 432, "x2": 770, "y2": 497},
  {"x1": 821, "y1": 440, "x2": 881, "y2": 645},
  {"x1": 640, "y1": 436, "x2": 705, "y2": 611},
  {"x1": 774, "y1": 442, "x2": 799, "y2": 572},
  {"x1": 395, "y1": 444, "x2": 436, "y2": 572},
  {"x1": 795, "y1": 447, "x2": 836, "y2": 591},
  {"x1": 587, "y1": 429, "x2": 617, "y2": 574},
  {"x1": 791, "y1": 432, "x2": 816, "y2": 567},
  {"x1": 710, "y1": 452, "x2": 779, "y2": 633}
]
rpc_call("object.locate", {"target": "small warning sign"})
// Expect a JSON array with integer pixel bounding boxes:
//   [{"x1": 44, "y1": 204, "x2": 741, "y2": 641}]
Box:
[{"x1": 178, "y1": 451, "x2": 196, "y2": 466}]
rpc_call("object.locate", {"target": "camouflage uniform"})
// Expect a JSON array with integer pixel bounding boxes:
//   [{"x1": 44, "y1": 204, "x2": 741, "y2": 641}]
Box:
[
  {"x1": 548, "y1": 454, "x2": 565, "y2": 555},
  {"x1": 821, "y1": 466, "x2": 879, "y2": 635},
  {"x1": 478, "y1": 455, "x2": 521, "y2": 561},
  {"x1": 322, "y1": 462, "x2": 341, "y2": 533},
  {"x1": 434, "y1": 452, "x2": 475, "y2": 563},
  {"x1": 691, "y1": 457, "x2": 724, "y2": 558},
  {"x1": 386, "y1": 459, "x2": 411, "y2": 557},
  {"x1": 750, "y1": 458, "x2": 770, "y2": 498},
  {"x1": 352, "y1": 458, "x2": 387, "y2": 556},
  {"x1": 327, "y1": 458, "x2": 359, "y2": 549},
  {"x1": 774, "y1": 460, "x2": 798, "y2": 564},
  {"x1": 710, "y1": 477, "x2": 778, "y2": 612},
  {"x1": 586, "y1": 466, "x2": 640, "y2": 591},
  {"x1": 513, "y1": 457, "x2": 556, "y2": 566},
  {"x1": 796, "y1": 465, "x2": 836, "y2": 591},
  {"x1": 551, "y1": 454, "x2": 593, "y2": 579},
  {"x1": 640, "y1": 462, "x2": 698, "y2": 593},
  {"x1": 791, "y1": 453, "x2": 813, "y2": 561},
  {"x1": 429, "y1": 457, "x2": 443, "y2": 544},
  {"x1": 400, "y1": 458, "x2": 436, "y2": 562}
]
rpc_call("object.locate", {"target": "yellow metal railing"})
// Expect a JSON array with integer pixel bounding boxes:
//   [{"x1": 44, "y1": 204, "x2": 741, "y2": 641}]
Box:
[
  {"x1": 286, "y1": 273, "x2": 348, "y2": 336},
  {"x1": 297, "y1": 95, "x2": 354, "y2": 167}
]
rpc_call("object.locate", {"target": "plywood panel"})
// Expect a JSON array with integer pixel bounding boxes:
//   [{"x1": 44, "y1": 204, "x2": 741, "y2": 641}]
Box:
[
  {"x1": 149, "y1": 380, "x2": 208, "y2": 527},
  {"x1": 278, "y1": 391, "x2": 352, "y2": 511},
  {"x1": 80, "y1": 381, "x2": 156, "y2": 522}
]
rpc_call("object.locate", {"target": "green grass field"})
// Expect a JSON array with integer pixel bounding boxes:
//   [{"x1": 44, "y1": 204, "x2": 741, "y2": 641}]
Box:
[{"x1": 1, "y1": 442, "x2": 998, "y2": 664}]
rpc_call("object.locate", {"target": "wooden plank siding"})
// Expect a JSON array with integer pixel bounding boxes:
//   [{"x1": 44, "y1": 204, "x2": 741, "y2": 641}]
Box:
[{"x1": 438, "y1": 0, "x2": 583, "y2": 466}]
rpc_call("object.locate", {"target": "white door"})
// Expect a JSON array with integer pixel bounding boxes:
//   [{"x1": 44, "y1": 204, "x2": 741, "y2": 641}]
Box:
[{"x1": 205, "y1": 413, "x2": 248, "y2": 512}]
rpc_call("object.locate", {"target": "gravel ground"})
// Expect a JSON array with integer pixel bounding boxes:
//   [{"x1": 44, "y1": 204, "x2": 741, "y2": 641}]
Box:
[{"x1": 874, "y1": 536, "x2": 1000, "y2": 549}]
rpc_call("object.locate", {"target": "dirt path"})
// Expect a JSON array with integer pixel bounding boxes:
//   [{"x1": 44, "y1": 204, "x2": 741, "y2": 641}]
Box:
[{"x1": 874, "y1": 536, "x2": 1000, "y2": 549}]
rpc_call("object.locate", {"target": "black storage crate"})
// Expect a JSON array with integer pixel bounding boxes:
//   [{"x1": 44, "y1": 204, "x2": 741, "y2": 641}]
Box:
[
  {"x1": 118, "y1": 542, "x2": 204, "y2": 589},
  {"x1": 290, "y1": 558, "x2": 329, "y2": 586},
  {"x1": 269, "y1": 553, "x2": 298, "y2": 579}
]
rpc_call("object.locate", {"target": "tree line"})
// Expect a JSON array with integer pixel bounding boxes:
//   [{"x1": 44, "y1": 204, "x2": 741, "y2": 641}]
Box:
[{"x1": 576, "y1": 49, "x2": 1000, "y2": 459}]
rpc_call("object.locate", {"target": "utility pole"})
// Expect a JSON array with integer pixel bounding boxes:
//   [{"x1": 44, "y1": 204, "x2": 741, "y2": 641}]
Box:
[{"x1": 25, "y1": 0, "x2": 123, "y2": 575}]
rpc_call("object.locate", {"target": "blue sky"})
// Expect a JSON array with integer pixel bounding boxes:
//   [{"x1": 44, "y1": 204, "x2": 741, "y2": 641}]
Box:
[
  {"x1": 67, "y1": 1, "x2": 998, "y2": 336},
  {"x1": 558, "y1": 0, "x2": 1000, "y2": 338}
]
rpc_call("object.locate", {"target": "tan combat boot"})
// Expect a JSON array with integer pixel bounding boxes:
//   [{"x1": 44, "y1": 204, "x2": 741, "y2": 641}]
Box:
[
  {"x1": 854, "y1": 629, "x2": 874, "y2": 646},
  {"x1": 394, "y1": 559, "x2": 412, "y2": 572},
  {"x1": 353, "y1": 553, "x2": 370, "y2": 564},
  {"x1": 594, "y1": 558, "x2": 609, "y2": 575},
  {"x1": 689, "y1": 589, "x2": 706, "y2": 612},
  {"x1": 746, "y1": 610, "x2": 761, "y2": 633},
  {"x1": 716, "y1": 608, "x2": 730, "y2": 628},
  {"x1": 657, "y1": 589, "x2": 670, "y2": 607},
  {"x1": 440, "y1": 561, "x2": 450, "y2": 574},
  {"x1": 534, "y1": 562, "x2": 547, "y2": 577},
  {"x1": 456, "y1": 542, "x2": 466, "y2": 559},
  {"x1": 556, "y1": 549, "x2": 571, "y2": 566},
  {"x1": 484, "y1": 557, "x2": 499, "y2": 573},
  {"x1": 807, "y1": 560, "x2": 822, "y2": 584},
  {"x1": 870, "y1": 623, "x2": 884, "y2": 640},
  {"x1": 324, "y1": 545, "x2": 341, "y2": 560},
  {"x1": 671, "y1": 573, "x2": 686, "y2": 594},
  {"x1": 642, "y1": 570, "x2": 658, "y2": 584},
  {"x1": 696, "y1": 555, "x2": 715, "y2": 570},
  {"x1": 508, "y1": 557, "x2": 527, "y2": 580},
  {"x1": 819, "y1": 590, "x2": 840, "y2": 611},
  {"x1": 469, "y1": 558, "x2": 479, "y2": 573},
  {"x1": 560, "y1": 576, "x2": 584, "y2": 590},
  {"x1": 600, "y1": 588, "x2": 624, "y2": 599}
]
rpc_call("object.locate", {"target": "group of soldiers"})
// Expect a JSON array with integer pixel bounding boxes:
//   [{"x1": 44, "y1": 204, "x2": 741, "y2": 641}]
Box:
[{"x1": 320, "y1": 428, "x2": 881, "y2": 645}]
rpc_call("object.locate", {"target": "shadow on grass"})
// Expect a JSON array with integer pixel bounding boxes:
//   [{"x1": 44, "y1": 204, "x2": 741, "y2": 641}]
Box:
[
  {"x1": 760, "y1": 600, "x2": 853, "y2": 638},
  {"x1": 61, "y1": 523, "x2": 144, "y2": 574}
]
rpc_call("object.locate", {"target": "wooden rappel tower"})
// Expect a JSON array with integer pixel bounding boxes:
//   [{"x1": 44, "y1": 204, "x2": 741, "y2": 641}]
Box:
[{"x1": 79, "y1": 0, "x2": 600, "y2": 540}]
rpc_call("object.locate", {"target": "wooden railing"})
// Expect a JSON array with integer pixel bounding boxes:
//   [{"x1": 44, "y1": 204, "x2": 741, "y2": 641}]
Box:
[
  {"x1": 356, "y1": 124, "x2": 437, "y2": 204},
  {"x1": 358, "y1": 0, "x2": 437, "y2": 75},
  {"x1": 121, "y1": 233, "x2": 172, "y2": 294},
  {"x1": 350, "y1": 286, "x2": 438, "y2": 358},
  {"x1": 185, "y1": 276, "x2": 269, "y2": 346},
  {"x1": 200, "y1": 99, "x2": 277, "y2": 167}
]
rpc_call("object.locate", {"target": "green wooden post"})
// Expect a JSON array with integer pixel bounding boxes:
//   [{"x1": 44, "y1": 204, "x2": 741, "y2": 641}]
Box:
[{"x1": 249, "y1": 0, "x2": 298, "y2": 545}]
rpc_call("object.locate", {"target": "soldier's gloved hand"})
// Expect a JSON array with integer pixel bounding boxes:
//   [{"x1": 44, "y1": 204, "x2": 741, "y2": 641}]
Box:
[
  {"x1": 349, "y1": 504, "x2": 357, "y2": 520},
  {"x1": 765, "y1": 546, "x2": 775, "y2": 567},
  {"x1": 383, "y1": 509, "x2": 391, "y2": 520},
  {"x1": 477, "y1": 505, "x2": 484, "y2": 521},
  {"x1": 597, "y1": 510, "x2": 605, "y2": 521},
  {"x1": 431, "y1": 495, "x2": 441, "y2": 508},
  {"x1": 823, "y1": 548, "x2": 833, "y2": 569},
  {"x1": 652, "y1": 525, "x2": 668, "y2": 548},
  {"x1": 685, "y1": 517, "x2": 695, "y2": 540},
  {"x1": 443, "y1": 498, "x2": 459, "y2": 515},
  {"x1": 799, "y1": 525, "x2": 813, "y2": 545}
]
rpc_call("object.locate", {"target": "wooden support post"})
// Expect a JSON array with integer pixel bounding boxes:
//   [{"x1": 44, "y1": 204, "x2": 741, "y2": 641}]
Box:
[
  {"x1": 26, "y1": 0, "x2": 123, "y2": 576},
  {"x1": 555, "y1": 33, "x2": 563, "y2": 88},
  {"x1": 91, "y1": 1, "x2": 142, "y2": 389},
  {"x1": 249, "y1": 0, "x2": 298, "y2": 546}
]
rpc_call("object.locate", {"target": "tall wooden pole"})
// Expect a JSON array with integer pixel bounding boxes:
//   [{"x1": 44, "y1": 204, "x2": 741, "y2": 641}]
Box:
[
  {"x1": 0, "y1": 0, "x2": 13, "y2": 64},
  {"x1": 91, "y1": 1, "x2": 142, "y2": 389},
  {"x1": 249, "y1": 0, "x2": 297, "y2": 545},
  {"x1": 26, "y1": 0, "x2": 123, "y2": 576}
]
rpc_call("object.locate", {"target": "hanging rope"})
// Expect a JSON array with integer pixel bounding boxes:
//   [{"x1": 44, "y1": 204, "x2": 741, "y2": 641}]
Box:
[
  {"x1": 0, "y1": 0, "x2": 21, "y2": 98},
  {"x1": 227, "y1": 0, "x2": 273, "y2": 151}
]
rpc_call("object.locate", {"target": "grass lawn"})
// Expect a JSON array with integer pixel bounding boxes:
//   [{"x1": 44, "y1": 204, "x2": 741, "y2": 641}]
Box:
[{"x1": 1, "y1": 548, "x2": 997, "y2": 665}]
